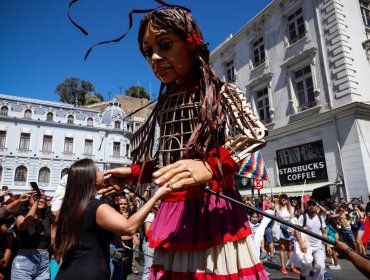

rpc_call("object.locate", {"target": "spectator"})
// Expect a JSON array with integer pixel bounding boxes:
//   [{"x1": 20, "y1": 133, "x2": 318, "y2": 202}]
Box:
[
  {"x1": 141, "y1": 201, "x2": 158, "y2": 280},
  {"x1": 11, "y1": 193, "x2": 52, "y2": 280},
  {"x1": 0, "y1": 215, "x2": 16, "y2": 279},
  {"x1": 335, "y1": 240, "x2": 370, "y2": 279},
  {"x1": 350, "y1": 200, "x2": 365, "y2": 254},
  {"x1": 50, "y1": 175, "x2": 68, "y2": 215},
  {"x1": 0, "y1": 192, "x2": 31, "y2": 221},
  {"x1": 111, "y1": 196, "x2": 137, "y2": 280},
  {"x1": 360, "y1": 203, "x2": 370, "y2": 251},
  {"x1": 335, "y1": 204, "x2": 357, "y2": 251},
  {"x1": 295, "y1": 199, "x2": 332, "y2": 280},
  {"x1": 54, "y1": 159, "x2": 170, "y2": 280},
  {"x1": 275, "y1": 193, "x2": 300, "y2": 276},
  {"x1": 326, "y1": 217, "x2": 341, "y2": 270}
]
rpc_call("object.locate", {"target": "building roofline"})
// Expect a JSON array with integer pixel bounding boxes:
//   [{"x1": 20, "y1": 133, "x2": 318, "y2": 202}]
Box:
[
  {"x1": 211, "y1": 0, "x2": 276, "y2": 56},
  {"x1": 0, "y1": 93, "x2": 100, "y2": 113}
]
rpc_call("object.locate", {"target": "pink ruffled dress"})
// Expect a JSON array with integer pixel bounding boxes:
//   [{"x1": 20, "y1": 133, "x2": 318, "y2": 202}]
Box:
[{"x1": 131, "y1": 147, "x2": 269, "y2": 279}]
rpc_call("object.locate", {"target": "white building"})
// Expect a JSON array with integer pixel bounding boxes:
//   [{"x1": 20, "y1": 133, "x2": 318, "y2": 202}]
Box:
[
  {"x1": 211, "y1": 0, "x2": 370, "y2": 201},
  {"x1": 0, "y1": 94, "x2": 132, "y2": 196}
]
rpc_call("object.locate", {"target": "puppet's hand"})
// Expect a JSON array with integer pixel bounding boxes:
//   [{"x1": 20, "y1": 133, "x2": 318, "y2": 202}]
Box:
[
  {"x1": 152, "y1": 159, "x2": 212, "y2": 191},
  {"x1": 98, "y1": 167, "x2": 132, "y2": 195}
]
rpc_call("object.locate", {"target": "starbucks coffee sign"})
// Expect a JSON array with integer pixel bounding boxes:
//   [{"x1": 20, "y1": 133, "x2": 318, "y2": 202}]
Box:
[{"x1": 276, "y1": 141, "x2": 328, "y2": 186}]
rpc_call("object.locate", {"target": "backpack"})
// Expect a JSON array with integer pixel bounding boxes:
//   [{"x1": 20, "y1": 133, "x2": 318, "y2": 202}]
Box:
[{"x1": 302, "y1": 213, "x2": 323, "y2": 229}]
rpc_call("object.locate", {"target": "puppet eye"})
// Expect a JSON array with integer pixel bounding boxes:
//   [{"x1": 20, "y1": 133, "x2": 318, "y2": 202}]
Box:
[
  {"x1": 143, "y1": 47, "x2": 154, "y2": 57},
  {"x1": 159, "y1": 40, "x2": 172, "y2": 51}
]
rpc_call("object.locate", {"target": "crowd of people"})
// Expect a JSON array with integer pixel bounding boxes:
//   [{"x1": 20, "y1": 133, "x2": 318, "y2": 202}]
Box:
[
  {"x1": 1, "y1": 184, "x2": 370, "y2": 280},
  {"x1": 243, "y1": 193, "x2": 370, "y2": 279}
]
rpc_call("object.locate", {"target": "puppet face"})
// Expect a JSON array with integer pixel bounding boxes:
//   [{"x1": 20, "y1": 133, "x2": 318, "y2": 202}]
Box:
[{"x1": 141, "y1": 22, "x2": 194, "y2": 85}]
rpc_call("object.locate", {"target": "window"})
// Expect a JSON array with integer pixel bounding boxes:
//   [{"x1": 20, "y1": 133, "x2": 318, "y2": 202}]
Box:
[
  {"x1": 114, "y1": 121, "x2": 121, "y2": 129},
  {"x1": 287, "y1": 8, "x2": 306, "y2": 44},
  {"x1": 61, "y1": 168, "x2": 69, "y2": 179},
  {"x1": 14, "y1": 165, "x2": 27, "y2": 182},
  {"x1": 253, "y1": 37, "x2": 265, "y2": 67},
  {"x1": 87, "y1": 117, "x2": 93, "y2": 126},
  {"x1": 19, "y1": 133, "x2": 30, "y2": 150},
  {"x1": 42, "y1": 135, "x2": 52, "y2": 152},
  {"x1": 126, "y1": 144, "x2": 130, "y2": 157},
  {"x1": 24, "y1": 109, "x2": 32, "y2": 118},
  {"x1": 225, "y1": 60, "x2": 236, "y2": 82},
  {"x1": 0, "y1": 106, "x2": 8, "y2": 116},
  {"x1": 360, "y1": 1, "x2": 370, "y2": 26},
  {"x1": 84, "y1": 139, "x2": 93, "y2": 155},
  {"x1": 0, "y1": 166, "x2": 2, "y2": 183},
  {"x1": 0, "y1": 131, "x2": 6, "y2": 148},
  {"x1": 256, "y1": 88, "x2": 271, "y2": 124},
  {"x1": 67, "y1": 115, "x2": 74, "y2": 124},
  {"x1": 64, "y1": 137, "x2": 73, "y2": 153},
  {"x1": 46, "y1": 112, "x2": 54, "y2": 121},
  {"x1": 38, "y1": 167, "x2": 50, "y2": 183},
  {"x1": 294, "y1": 65, "x2": 315, "y2": 111},
  {"x1": 113, "y1": 142, "x2": 120, "y2": 157}
]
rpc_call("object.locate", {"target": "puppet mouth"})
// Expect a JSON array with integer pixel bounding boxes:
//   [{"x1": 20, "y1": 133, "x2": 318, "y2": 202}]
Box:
[{"x1": 154, "y1": 64, "x2": 172, "y2": 75}]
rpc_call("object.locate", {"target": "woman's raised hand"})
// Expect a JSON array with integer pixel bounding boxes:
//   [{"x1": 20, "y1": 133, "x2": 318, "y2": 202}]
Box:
[{"x1": 152, "y1": 159, "x2": 212, "y2": 191}]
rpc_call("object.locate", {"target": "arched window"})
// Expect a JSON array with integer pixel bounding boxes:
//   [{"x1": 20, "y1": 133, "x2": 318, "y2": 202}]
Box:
[
  {"x1": 14, "y1": 165, "x2": 27, "y2": 182},
  {"x1": 87, "y1": 117, "x2": 93, "y2": 126},
  {"x1": 0, "y1": 106, "x2": 8, "y2": 116},
  {"x1": 67, "y1": 115, "x2": 74, "y2": 124},
  {"x1": 61, "y1": 168, "x2": 69, "y2": 179},
  {"x1": 38, "y1": 167, "x2": 50, "y2": 183},
  {"x1": 46, "y1": 112, "x2": 54, "y2": 121},
  {"x1": 24, "y1": 109, "x2": 32, "y2": 118}
]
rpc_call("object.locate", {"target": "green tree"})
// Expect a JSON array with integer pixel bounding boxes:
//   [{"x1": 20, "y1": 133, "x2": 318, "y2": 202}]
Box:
[
  {"x1": 125, "y1": 86, "x2": 150, "y2": 100},
  {"x1": 55, "y1": 77, "x2": 103, "y2": 106},
  {"x1": 85, "y1": 93, "x2": 104, "y2": 105}
]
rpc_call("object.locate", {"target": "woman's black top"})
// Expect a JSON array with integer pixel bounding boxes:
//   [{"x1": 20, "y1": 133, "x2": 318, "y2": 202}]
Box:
[
  {"x1": 56, "y1": 199, "x2": 114, "y2": 280},
  {"x1": 16, "y1": 212, "x2": 51, "y2": 250}
]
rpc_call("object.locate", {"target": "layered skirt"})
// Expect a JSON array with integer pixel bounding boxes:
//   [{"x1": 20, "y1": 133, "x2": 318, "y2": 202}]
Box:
[{"x1": 147, "y1": 187, "x2": 269, "y2": 279}]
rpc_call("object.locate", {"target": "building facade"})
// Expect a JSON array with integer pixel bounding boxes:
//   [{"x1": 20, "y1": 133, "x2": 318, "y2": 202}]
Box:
[
  {"x1": 211, "y1": 0, "x2": 370, "y2": 201},
  {"x1": 0, "y1": 94, "x2": 133, "y2": 196}
]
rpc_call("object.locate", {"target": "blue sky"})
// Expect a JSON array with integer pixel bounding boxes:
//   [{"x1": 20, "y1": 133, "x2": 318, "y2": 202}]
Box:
[{"x1": 0, "y1": 0, "x2": 272, "y2": 102}]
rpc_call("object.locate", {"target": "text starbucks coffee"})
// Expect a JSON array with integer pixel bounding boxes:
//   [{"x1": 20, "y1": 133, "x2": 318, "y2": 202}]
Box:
[{"x1": 279, "y1": 161, "x2": 326, "y2": 182}]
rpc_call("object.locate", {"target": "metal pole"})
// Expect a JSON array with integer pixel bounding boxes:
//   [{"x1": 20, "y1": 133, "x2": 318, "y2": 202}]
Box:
[{"x1": 200, "y1": 185, "x2": 335, "y2": 246}]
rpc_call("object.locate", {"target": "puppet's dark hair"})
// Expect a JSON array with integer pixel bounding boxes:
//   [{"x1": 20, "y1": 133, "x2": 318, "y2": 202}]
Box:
[{"x1": 131, "y1": 7, "x2": 225, "y2": 164}]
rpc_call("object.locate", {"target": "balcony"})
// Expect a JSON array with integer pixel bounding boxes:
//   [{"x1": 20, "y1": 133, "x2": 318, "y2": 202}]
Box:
[
  {"x1": 40, "y1": 150, "x2": 54, "y2": 156},
  {"x1": 17, "y1": 148, "x2": 31, "y2": 155},
  {"x1": 62, "y1": 152, "x2": 75, "y2": 158},
  {"x1": 82, "y1": 154, "x2": 95, "y2": 160},
  {"x1": 109, "y1": 155, "x2": 126, "y2": 162},
  {"x1": 297, "y1": 100, "x2": 317, "y2": 112}
]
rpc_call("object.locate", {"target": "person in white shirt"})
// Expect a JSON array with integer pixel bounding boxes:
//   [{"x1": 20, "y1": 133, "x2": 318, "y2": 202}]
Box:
[
  {"x1": 51, "y1": 174, "x2": 68, "y2": 213},
  {"x1": 295, "y1": 199, "x2": 332, "y2": 280}
]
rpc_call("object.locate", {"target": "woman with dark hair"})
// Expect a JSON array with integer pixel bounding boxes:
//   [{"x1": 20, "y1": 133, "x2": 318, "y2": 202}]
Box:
[
  {"x1": 104, "y1": 6, "x2": 268, "y2": 279},
  {"x1": 11, "y1": 192, "x2": 52, "y2": 279},
  {"x1": 54, "y1": 158, "x2": 170, "y2": 280}
]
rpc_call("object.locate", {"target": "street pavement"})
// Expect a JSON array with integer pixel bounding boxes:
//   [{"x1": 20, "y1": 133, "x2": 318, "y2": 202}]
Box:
[{"x1": 127, "y1": 248, "x2": 368, "y2": 280}]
